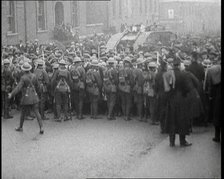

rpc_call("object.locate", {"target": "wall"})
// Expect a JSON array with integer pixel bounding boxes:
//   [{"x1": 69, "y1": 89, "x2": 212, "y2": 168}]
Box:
[{"x1": 159, "y1": 1, "x2": 221, "y2": 35}]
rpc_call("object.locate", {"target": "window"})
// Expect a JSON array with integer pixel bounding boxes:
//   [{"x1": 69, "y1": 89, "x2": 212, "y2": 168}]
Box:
[
  {"x1": 72, "y1": 1, "x2": 79, "y2": 27},
  {"x1": 8, "y1": 1, "x2": 16, "y2": 33},
  {"x1": 119, "y1": 0, "x2": 122, "y2": 17},
  {"x1": 112, "y1": 0, "x2": 116, "y2": 17},
  {"x1": 149, "y1": 0, "x2": 153, "y2": 12},
  {"x1": 140, "y1": 0, "x2": 142, "y2": 14},
  {"x1": 37, "y1": 1, "x2": 46, "y2": 31},
  {"x1": 86, "y1": 1, "x2": 104, "y2": 24},
  {"x1": 145, "y1": 0, "x2": 148, "y2": 14}
]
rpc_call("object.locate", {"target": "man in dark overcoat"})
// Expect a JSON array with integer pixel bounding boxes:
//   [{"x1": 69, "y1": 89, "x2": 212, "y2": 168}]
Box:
[{"x1": 165, "y1": 57, "x2": 192, "y2": 147}]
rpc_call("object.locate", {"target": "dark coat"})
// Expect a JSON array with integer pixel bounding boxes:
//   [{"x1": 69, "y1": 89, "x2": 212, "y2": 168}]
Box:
[
  {"x1": 184, "y1": 71, "x2": 204, "y2": 120},
  {"x1": 187, "y1": 61, "x2": 205, "y2": 83},
  {"x1": 11, "y1": 72, "x2": 40, "y2": 105},
  {"x1": 165, "y1": 68, "x2": 192, "y2": 135}
]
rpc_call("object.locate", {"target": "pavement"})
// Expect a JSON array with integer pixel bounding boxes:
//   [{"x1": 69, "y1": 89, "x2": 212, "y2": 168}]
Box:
[{"x1": 2, "y1": 109, "x2": 221, "y2": 179}]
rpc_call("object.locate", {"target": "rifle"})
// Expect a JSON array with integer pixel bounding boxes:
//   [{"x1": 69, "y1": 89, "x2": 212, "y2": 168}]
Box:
[{"x1": 67, "y1": 91, "x2": 72, "y2": 120}]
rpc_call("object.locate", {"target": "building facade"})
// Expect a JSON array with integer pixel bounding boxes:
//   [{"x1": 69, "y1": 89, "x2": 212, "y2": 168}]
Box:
[
  {"x1": 108, "y1": 0, "x2": 160, "y2": 32},
  {"x1": 158, "y1": 0, "x2": 221, "y2": 35},
  {"x1": 1, "y1": 1, "x2": 108, "y2": 45}
]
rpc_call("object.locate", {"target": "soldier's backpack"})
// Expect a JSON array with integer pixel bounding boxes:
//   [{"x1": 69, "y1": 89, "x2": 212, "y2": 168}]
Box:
[
  {"x1": 56, "y1": 69, "x2": 70, "y2": 93},
  {"x1": 21, "y1": 74, "x2": 40, "y2": 105}
]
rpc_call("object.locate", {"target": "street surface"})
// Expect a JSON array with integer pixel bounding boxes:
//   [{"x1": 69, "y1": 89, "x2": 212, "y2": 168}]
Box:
[{"x1": 2, "y1": 110, "x2": 221, "y2": 179}]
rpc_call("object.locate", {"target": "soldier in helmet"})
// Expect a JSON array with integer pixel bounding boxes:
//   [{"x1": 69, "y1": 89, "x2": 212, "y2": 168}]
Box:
[
  {"x1": 103, "y1": 57, "x2": 118, "y2": 120},
  {"x1": 8, "y1": 62, "x2": 44, "y2": 134},
  {"x1": 70, "y1": 57, "x2": 86, "y2": 120},
  {"x1": 2, "y1": 58, "x2": 15, "y2": 119},
  {"x1": 133, "y1": 57, "x2": 145, "y2": 122},
  {"x1": 33, "y1": 59, "x2": 49, "y2": 120},
  {"x1": 51, "y1": 59, "x2": 72, "y2": 122},
  {"x1": 86, "y1": 59, "x2": 103, "y2": 119},
  {"x1": 118, "y1": 56, "x2": 134, "y2": 121}
]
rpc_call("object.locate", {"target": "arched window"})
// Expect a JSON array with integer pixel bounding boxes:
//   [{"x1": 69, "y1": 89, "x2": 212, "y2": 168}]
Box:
[
  {"x1": 112, "y1": 0, "x2": 116, "y2": 17},
  {"x1": 8, "y1": 1, "x2": 16, "y2": 33},
  {"x1": 37, "y1": 0, "x2": 46, "y2": 30},
  {"x1": 72, "y1": 1, "x2": 79, "y2": 27}
]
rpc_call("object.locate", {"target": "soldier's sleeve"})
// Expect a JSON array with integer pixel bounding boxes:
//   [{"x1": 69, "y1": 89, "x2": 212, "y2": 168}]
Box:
[
  {"x1": 128, "y1": 69, "x2": 135, "y2": 87},
  {"x1": 67, "y1": 71, "x2": 72, "y2": 88},
  {"x1": 51, "y1": 70, "x2": 58, "y2": 89},
  {"x1": 11, "y1": 77, "x2": 25, "y2": 97},
  {"x1": 43, "y1": 70, "x2": 50, "y2": 85},
  {"x1": 80, "y1": 67, "x2": 86, "y2": 82}
]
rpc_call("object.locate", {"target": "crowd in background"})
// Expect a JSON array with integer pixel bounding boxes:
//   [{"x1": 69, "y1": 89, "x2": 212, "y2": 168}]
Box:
[{"x1": 2, "y1": 31, "x2": 221, "y2": 144}]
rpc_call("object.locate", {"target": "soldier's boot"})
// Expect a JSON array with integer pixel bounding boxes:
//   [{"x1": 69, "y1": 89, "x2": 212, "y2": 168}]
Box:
[
  {"x1": 107, "y1": 100, "x2": 113, "y2": 120},
  {"x1": 169, "y1": 134, "x2": 175, "y2": 147},
  {"x1": 4, "y1": 99, "x2": 13, "y2": 119},
  {"x1": 55, "y1": 105, "x2": 61, "y2": 122},
  {"x1": 64, "y1": 103, "x2": 70, "y2": 121},
  {"x1": 93, "y1": 101, "x2": 98, "y2": 119},
  {"x1": 180, "y1": 135, "x2": 192, "y2": 147},
  {"x1": 90, "y1": 103, "x2": 94, "y2": 119},
  {"x1": 78, "y1": 100, "x2": 84, "y2": 120}
]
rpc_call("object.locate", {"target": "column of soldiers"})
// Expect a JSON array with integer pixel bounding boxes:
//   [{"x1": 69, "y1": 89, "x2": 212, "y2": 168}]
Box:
[{"x1": 2, "y1": 34, "x2": 221, "y2": 145}]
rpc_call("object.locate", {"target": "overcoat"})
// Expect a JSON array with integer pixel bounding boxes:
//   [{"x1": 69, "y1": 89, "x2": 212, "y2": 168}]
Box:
[{"x1": 165, "y1": 68, "x2": 192, "y2": 135}]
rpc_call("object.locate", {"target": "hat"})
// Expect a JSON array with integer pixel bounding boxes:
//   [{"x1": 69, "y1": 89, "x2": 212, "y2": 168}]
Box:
[
  {"x1": 18, "y1": 60, "x2": 24, "y2": 66},
  {"x1": 21, "y1": 62, "x2": 32, "y2": 71},
  {"x1": 166, "y1": 58, "x2": 174, "y2": 63},
  {"x1": 83, "y1": 53, "x2": 91, "y2": 58},
  {"x1": 52, "y1": 63, "x2": 59, "y2": 69},
  {"x1": 136, "y1": 58, "x2": 146, "y2": 64},
  {"x1": 91, "y1": 59, "x2": 99, "y2": 66},
  {"x1": 100, "y1": 56, "x2": 108, "y2": 62},
  {"x1": 173, "y1": 57, "x2": 181, "y2": 66},
  {"x1": 36, "y1": 59, "x2": 44, "y2": 65},
  {"x1": 183, "y1": 60, "x2": 191, "y2": 67},
  {"x1": 202, "y1": 59, "x2": 212, "y2": 68},
  {"x1": 59, "y1": 59, "x2": 67, "y2": 65},
  {"x1": 107, "y1": 57, "x2": 116, "y2": 64},
  {"x1": 148, "y1": 62, "x2": 158, "y2": 68},
  {"x1": 144, "y1": 52, "x2": 151, "y2": 57},
  {"x1": 3, "y1": 59, "x2": 10, "y2": 65},
  {"x1": 209, "y1": 50, "x2": 218, "y2": 56},
  {"x1": 114, "y1": 56, "x2": 121, "y2": 61},
  {"x1": 123, "y1": 56, "x2": 132, "y2": 64},
  {"x1": 73, "y1": 57, "x2": 82, "y2": 63}
]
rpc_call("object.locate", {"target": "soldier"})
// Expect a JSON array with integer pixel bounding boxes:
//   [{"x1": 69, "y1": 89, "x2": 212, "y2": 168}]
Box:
[
  {"x1": 103, "y1": 57, "x2": 118, "y2": 120},
  {"x1": 147, "y1": 61, "x2": 159, "y2": 125},
  {"x1": 2, "y1": 59, "x2": 14, "y2": 119},
  {"x1": 50, "y1": 63, "x2": 59, "y2": 118},
  {"x1": 70, "y1": 57, "x2": 86, "y2": 120},
  {"x1": 118, "y1": 57, "x2": 134, "y2": 121},
  {"x1": 8, "y1": 62, "x2": 44, "y2": 134},
  {"x1": 86, "y1": 59, "x2": 102, "y2": 119},
  {"x1": 34, "y1": 59, "x2": 50, "y2": 120},
  {"x1": 51, "y1": 59, "x2": 72, "y2": 122},
  {"x1": 133, "y1": 57, "x2": 145, "y2": 122}
]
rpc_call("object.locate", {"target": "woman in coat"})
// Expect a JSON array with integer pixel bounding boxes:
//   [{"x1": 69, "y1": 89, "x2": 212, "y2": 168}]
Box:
[{"x1": 8, "y1": 62, "x2": 44, "y2": 134}]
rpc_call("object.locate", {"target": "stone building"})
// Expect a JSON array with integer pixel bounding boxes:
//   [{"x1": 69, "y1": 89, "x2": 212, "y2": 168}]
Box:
[
  {"x1": 108, "y1": 0, "x2": 160, "y2": 32},
  {"x1": 1, "y1": 1, "x2": 108, "y2": 45},
  {"x1": 1, "y1": 0, "x2": 161, "y2": 45},
  {"x1": 158, "y1": 0, "x2": 221, "y2": 35}
]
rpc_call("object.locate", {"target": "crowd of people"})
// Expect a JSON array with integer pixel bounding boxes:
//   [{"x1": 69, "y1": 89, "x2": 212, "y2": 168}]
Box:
[{"x1": 2, "y1": 32, "x2": 221, "y2": 146}]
